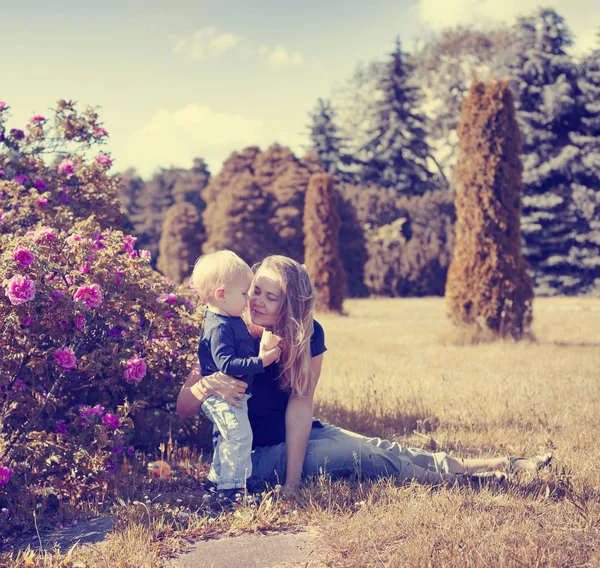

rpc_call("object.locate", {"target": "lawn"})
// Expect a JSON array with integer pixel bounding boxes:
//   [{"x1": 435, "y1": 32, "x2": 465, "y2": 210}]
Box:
[{"x1": 4, "y1": 297, "x2": 600, "y2": 567}]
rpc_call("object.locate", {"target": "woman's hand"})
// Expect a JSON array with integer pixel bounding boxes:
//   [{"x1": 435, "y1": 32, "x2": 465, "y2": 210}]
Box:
[{"x1": 203, "y1": 371, "x2": 248, "y2": 408}]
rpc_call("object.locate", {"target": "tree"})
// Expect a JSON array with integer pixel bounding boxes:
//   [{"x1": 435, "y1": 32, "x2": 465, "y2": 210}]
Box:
[
  {"x1": 202, "y1": 170, "x2": 277, "y2": 266},
  {"x1": 361, "y1": 38, "x2": 438, "y2": 196},
  {"x1": 571, "y1": 33, "x2": 600, "y2": 293},
  {"x1": 306, "y1": 99, "x2": 346, "y2": 176},
  {"x1": 446, "y1": 79, "x2": 533, "y2": 340},
  {"x1": 157, "y1": 202, "x2": 205, "y2": 284},
  {"x1": 303, "y1": 173, "x2": 346, "y2": 312},
  {"x1": 494, "y1": 9, "x2": 585, "y2": 295}
]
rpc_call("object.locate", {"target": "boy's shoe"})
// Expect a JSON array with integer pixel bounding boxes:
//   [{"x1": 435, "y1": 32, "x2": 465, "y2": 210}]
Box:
[
  {"x1": 216, "y1": 488, "x2": 244, "y2": 508},
  {"x1": 507, "y1": 453, "x2": 553, "y2": 475}
]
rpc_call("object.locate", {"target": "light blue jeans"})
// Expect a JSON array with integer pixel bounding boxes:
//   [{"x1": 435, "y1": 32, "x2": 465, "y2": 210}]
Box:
[
  {"x1": 250, "y1": 423, "x2": 454, "y2": 486},
  {"x1": 201, "y1": 394, "x2": 252, "y2": 490}
]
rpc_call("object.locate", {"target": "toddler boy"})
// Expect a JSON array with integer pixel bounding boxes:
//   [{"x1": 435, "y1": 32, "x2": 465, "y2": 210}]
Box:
[{"x1": 192, "y1": 250, "x2": 280, "y2": 501}]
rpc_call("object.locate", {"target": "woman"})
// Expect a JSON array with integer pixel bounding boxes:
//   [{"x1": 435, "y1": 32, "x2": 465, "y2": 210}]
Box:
[{"x1": 177, "y1": 255, "x2": 551, "y2": 493}]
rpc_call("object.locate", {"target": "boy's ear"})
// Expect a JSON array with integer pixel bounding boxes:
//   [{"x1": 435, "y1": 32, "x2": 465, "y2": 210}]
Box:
[{"x1": 215, "y1": 287, "x2": 226, "y2": 303}]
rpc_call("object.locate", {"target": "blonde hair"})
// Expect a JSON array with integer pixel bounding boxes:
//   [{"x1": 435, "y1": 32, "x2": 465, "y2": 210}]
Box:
[
  {"x1": 192, "y1": 250, "x2": 251, "y2": 304},
  {"x1": 254, "y1": 255, "x2": 316, "y2": 396}
]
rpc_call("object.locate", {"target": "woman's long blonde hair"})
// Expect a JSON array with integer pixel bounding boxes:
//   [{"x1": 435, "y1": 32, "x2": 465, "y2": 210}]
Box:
[{"x1": 254, "y1": 255, "x2": 316, "y2": 397}]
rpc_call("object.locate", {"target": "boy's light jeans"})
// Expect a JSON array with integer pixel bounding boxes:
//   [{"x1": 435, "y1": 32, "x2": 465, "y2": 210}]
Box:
[
  {"x1": 201, "y1": 394, "x2": 252, "y2": 490},
  {"x1": 250, "y1": 423, "x2": 454, "y2": 486}
]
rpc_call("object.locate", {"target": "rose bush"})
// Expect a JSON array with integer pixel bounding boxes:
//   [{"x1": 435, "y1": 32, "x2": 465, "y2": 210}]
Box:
[
  {"x1": 0, "y1": 219, "x2": 203, "y2": 506},
  {"x1": 0, "y1": 99, "x2": 126, "y2": 234},
  {"x1": 0, "y1": 101, "x2": 206, "y2": 535}
]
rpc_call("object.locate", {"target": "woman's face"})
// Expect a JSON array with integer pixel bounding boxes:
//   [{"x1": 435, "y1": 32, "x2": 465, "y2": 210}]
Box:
[{"x1": 249, "y1": 267, "x2": 282, "y2": 328}]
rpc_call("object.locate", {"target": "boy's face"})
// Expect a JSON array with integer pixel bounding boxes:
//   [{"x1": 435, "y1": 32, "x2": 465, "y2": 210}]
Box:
[{"x1": 222, "y1": 271, "x2": 252, "y2": 317}]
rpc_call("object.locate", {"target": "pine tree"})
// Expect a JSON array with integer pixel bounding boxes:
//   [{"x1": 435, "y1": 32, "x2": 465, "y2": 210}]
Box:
[
  {"x1": 495, "y1": 9, "x2": 585, "y2": 295},
  {"x1": 571, "y1": 33, "x2": 600, "y2": 293},
  {"x1": 303, "y1": 173, "x2": 346, "y2": 312},
  {"x1": 361, "y1": 38, "x2": 437, "y2": 196},
  {"x1": 446, "y1": 80, "x2": 533, "y2": 340},
  {"x1": 307, "y1": 99, "x2": 346, "y2": 176},
  {"x1": 157, "y1": 202, "x2": 205, "y2": 284}
]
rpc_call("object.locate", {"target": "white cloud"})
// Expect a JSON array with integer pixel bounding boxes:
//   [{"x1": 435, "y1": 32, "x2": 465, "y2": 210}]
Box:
[
  {"x1": 120, "y1": 104, "x2": 303, "y2": 178},
  {"x1": 415, "y1": 0, "x2": 599, "y2": 54},
  {"x1": 266, "y1": 45, "x2": 304, "y2": 68},
  {"x1": 174, "y1": 27, "x2": 241, "y2": 60},
  {"x1": 174, "y1": 28, "x2": 304, "y2": 67}
]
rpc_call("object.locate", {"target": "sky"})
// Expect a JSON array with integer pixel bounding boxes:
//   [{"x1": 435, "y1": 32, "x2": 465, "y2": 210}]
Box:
[{"x1": 1, "y1": 0, "x2": 598, "y2": 179}]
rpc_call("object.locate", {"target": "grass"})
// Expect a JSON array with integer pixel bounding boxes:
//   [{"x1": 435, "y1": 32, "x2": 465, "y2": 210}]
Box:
[{"x1": 2, "y1": 296, "x2": 599, "y2": 567}]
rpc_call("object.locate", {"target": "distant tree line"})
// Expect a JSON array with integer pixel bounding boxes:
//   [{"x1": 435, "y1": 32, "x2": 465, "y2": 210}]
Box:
[{"x1": 116, "y1": 8, "x2": 600, "y2": 297}]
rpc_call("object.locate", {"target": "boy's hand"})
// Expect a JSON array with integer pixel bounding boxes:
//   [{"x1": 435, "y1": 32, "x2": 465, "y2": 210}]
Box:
[
  {"x1": 260, "y1": 330, "x2": 281, "y2": 351},
  {"x1": 260, "y1": 347, "x2": 281, "y2": 367}
]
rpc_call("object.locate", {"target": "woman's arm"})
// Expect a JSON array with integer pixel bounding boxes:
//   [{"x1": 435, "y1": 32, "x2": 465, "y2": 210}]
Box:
[
  {"x1": 176, "y1": 362, "x2": 249, "y2": 419},
  {"x1": 283, "y1": 354, "x2": 324, "y2": 489}
]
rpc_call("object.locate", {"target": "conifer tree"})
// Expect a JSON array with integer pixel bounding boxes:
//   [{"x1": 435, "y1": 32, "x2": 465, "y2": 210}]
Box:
[
  {"x1": 157, "y1": 202, "x2": 204, "y2": 284},
  {"x1": 496, "y1": 9, "x2": 585, "y2": 294},
  {"x1": 307, "y1": 98, "x2": 346, "y2": 176},
  {"x1": 446, "y1": 79, "x2": 533, "y2": 340},
  {"x1": 361, "y1": 38, "x2": 437, "y2": 196},
  {"x1": 572, "y1": 33, "x2": 600, "y2": 293},
  {"x1": 303, "y1": 173, "x2": 346, "y2": 312},
  {"x1": 202, "y1": 170, "x2": 276, "y2": 266}
]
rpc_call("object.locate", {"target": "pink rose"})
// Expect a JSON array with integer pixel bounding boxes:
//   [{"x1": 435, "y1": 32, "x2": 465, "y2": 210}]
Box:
[
  {"x1": 22, "y1": 316, "x2": 34, "y2": 327},
  {"x1": 13, "y1": 174, "x2": 28, "y2": 186},
  {"x1": 96, "y1": 154, "x2": 113, "y2": 167},
  {"x1": 13, "y1": 245, "x2": 35, "y2": 267},
  {"x1": 31, "y1": 114, "x2": 45, "y2": 123},
  {"x1": 102, "y1": 413, "x2": 120, "y2": 430},
  {"x1": 124, "y1": 356, "x2": 147, "y2": 383},
  {"x1": 5, "y1": 275, "x2": 36, "y2": 305},
  {"x1": 0, "y1": 466, "x2": 12, "y2": 488},
  {"x1": 123, "y1": 235, "x2": 137, "y2": 254},
  {"x1": 0, "y1": 100, "x2": 6, "y2": 111},
  {"x1": 57, "y1": 158, "x2": 75, "y2": 175},
  {"x1": 156, "y1": 293, "x2": 177, "y2": 305},
  {"x1": 93, "y1": 127, "x2": 108, "y2": 137},
  {"x1": 37, "y1": 197, "x2": 48, "y2": 207},
  {"x1": 29, "y1": 227, "x2": 56, "y2": 243},
  {"x1": 54, "y1": 347, "x2": 77, "y2": 370},
  {"x1": 73, "y1": 284, "x2": 103, "y2": 308}
]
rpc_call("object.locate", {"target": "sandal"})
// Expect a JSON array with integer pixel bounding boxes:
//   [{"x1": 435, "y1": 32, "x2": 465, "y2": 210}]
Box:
[{"x1": 507, "y1": 453, "x2": 553, "y2": 474}]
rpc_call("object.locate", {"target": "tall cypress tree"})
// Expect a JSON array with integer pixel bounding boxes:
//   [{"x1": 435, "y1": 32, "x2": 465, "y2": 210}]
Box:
[
  {"x1": 446, "y1": 79, "x2": 533, "y2": 340},
  {"x1": 496, "y1": 9, "x2": 585, "y2": 295},
  {"x1": 303, "y1": 173, "x2": 346, "y2": 313},
  {"x1": 361, "y1": 38, "x2": 437, "y2": 196}
]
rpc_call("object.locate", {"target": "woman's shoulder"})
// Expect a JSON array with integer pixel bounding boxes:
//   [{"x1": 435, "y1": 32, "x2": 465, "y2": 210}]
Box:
[{"x1": 311, "y1": 319, "x2": 327, "y2": 357}]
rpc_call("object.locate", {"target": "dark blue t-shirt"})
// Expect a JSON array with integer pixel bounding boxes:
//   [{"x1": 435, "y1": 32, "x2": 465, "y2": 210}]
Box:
[
  {"x1": 248, "y1": 320, "x2": 326, "y2": 448},
  {"x1": 198, "y1": 310, "x2": 263, "y2": 388}
]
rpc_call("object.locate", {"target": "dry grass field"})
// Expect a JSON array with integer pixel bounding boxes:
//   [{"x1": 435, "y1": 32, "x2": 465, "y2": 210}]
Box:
[
  {"x1": 4, "y1": 297, "x2": 599, "y2": 567},
  {"x1": 309, "y1": 296, "x2": 600, "y2": 566}
]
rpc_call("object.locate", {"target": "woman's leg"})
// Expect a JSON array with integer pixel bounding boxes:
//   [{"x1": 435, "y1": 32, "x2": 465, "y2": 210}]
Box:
[{"x1": 252, "y1": 423, "x2": 457, "y2": 485}]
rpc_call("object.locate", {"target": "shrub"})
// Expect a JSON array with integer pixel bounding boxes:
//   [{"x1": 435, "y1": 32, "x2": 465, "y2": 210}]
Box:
[
  {"x1": 0, "y1": 99, "x2": 126, "y2": 234},
  {"x1": 446, "y1": 79, "x2": 533, "y2": 339},
  {"x1": 0, "y1": 219, "x2": 202, "y2": 514},
  {"x1": 341, "y1": 184, "x2": 455, "y2": 296},
  {"x1": 303, "y1": 173, "x2": 346, "y2": 312}
]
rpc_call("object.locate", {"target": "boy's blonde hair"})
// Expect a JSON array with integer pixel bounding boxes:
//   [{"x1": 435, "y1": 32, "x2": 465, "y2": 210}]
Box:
[{"x1": 192, "y1": 250, "x2": 251, "y2": 303}]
